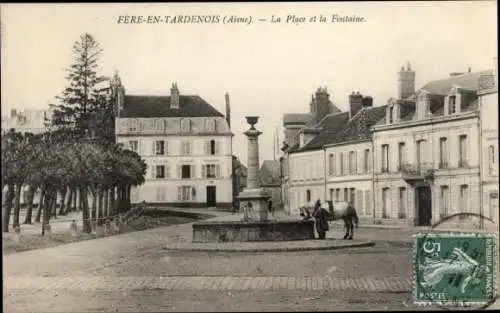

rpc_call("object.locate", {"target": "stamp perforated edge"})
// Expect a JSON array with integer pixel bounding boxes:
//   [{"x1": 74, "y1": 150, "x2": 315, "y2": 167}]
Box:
[{"x1": 412, "y1": 232, "x2": 498, "y2": 307}]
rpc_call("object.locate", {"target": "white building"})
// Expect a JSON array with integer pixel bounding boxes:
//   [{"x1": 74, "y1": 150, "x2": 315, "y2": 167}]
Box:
[
  {"x1": 478, "y1": 61, "x2": 498, "y2": 228},
  {"x1": 114, "y1": 79, "x2": 234, "y2": 209},
  {"x1": 1, "y1": 108, "x2": 53, "y2": 134}
]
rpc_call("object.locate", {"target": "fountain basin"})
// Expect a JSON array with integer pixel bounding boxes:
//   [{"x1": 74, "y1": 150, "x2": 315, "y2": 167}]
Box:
[{"x1": 192, "y1": 220, "x2": 315, "y2": 243}]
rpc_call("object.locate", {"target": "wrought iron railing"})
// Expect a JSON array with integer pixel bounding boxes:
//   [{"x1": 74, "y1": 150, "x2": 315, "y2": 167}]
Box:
[{"x1": 399, "y1": 162, "x2": 435, "y2": 178}]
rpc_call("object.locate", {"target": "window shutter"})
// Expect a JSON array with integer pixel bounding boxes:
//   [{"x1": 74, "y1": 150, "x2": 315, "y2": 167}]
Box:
[
  {"x1": 204, "y1": 141, "x2": 209, "y2": 155},
  {"x1": 215, "y1": 141, "x2": 220, "y2": 155},
  {"x1": 201, "y1": 165, "x2": 206, "y2": 178},
  {"x1": 166, "y1": 163, "x2": 171, "y2": 178},
  {"x1": 177, "y1": 187, "x2": 182, "y2": 201},
  {"x1": 192, "y1": 187, "x2": 196, "y2": 200},
  {"x1": 216, "y1": 164, "x2": 221, "y2": 178},
  {"x1": 177, "y1": 165, "x2": 181, "y2": 179},
  {"x1": 191, "y1": 165, "x2": 196, "y2": 178},
  {"x1": 164, "y1": 141, "x2": 168, "y2": 155},
  {"x1": 152, "y1": 141, "x2": 156, "y2": 156},
  {"x1": 151, "y1": 165, "x2": 156, "y2": 179}
]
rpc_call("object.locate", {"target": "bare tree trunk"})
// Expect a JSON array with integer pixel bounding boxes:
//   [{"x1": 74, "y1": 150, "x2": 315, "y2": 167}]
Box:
[
  {"x1": 91, "y1": 188, "x2": 97, "y2": 222},
  {"x1": 109, "y1": 187, "x2": 115, "y2": 217},
  {"x1": 2, "y1": 184, "x2": 15, "y2": 232},
  {"x1": 79, "y1": 189, "x2": 84, "y2": 212},
  {"x1": 66, "y1": 187, "x2": 74, "y2": 213},
  {"x1": 73, "y1": 189, "x2": 78, "y2": 211},
  {"x1": 103, "y1": 188, "x2": 109, "y2": 218},
  {"x1": 23, "y1": 185, "x2": 36, "y2": 224},
  {"x1": 12, "y1": 183, "x2": 23, "y2": 229},
  {"x1": 97, "y1": 189, "x2": 104, "y2": 226},
  {"x1": 35, "y1": 187, "x2": 46, "y2": 223},
  {"x1": 81, "y1": 186, "x2": 91, "y2": 233},
  {"x1": 126, "y1": 185, "x2": 132, "y2": 212},
  {"x1": 50, "y1": 190, "x2": 57, "y2": 219},
  {"x1": 58, "y1": 187, "x2": 68, "y2": 215},
  {"x1": 42, "y1": 188, "x2": 52, "y2": 237}
]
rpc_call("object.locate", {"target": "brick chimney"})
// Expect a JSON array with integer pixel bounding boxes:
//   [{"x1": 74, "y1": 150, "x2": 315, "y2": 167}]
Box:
[
  {"x1": 362, "y1": 96, "x2": 373, "y2": 108},
  {"x1": 349, "y1": 91, "x2": 363, "y2": 119},
  {"x1": 397, "y1": 61, "x2": 415, "y2": 99},
  {"x1": 312, "y1": 87, "x2": 331, "y2": 125},
  {"x1": 170, "y1": 82, "x2": 180, "y2": 109}
]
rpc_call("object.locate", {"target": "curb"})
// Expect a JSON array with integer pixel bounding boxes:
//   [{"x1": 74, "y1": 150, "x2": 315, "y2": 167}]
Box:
[{"x1": 162, "y1": 240, "x2": 375, "y2": 253}]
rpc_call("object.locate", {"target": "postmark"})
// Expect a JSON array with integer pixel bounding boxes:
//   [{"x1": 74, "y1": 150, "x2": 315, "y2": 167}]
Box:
[{"x1": 413, "y1": 232, "x2": 497, "y2": 306}]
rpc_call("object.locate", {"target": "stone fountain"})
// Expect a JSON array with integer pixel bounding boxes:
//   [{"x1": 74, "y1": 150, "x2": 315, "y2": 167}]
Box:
[{"x1": 192, "y1": 116, "x2": 315, "y2": 243}]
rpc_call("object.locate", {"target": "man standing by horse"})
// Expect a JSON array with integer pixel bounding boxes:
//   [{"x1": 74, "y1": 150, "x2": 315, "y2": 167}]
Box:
[
  {"x1": 343, "y1": 201, "x2": 359, "y2": 240},
  {"x1": 312, "y1": 199, "x2": 330, "y2": 240}
]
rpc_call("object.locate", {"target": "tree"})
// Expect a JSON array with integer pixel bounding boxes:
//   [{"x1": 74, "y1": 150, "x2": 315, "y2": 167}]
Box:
[{"x1": 50, "y1": 33, "x2": 108, "y2": 139}]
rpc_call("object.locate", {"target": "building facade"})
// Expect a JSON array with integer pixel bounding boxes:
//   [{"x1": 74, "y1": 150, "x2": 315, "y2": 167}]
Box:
[
  {"x1": 114, "y1": 78, "x2": 234, "y2": 209},
  {"x1": 478, "y1": 62, "x2": 499, "y2": 228},
  {"x1": 259, "y1": 160, "x2": 282, "y2": 210},
  {"x1": 281, "y1": 60, "x2": 498, "y2": 229}
]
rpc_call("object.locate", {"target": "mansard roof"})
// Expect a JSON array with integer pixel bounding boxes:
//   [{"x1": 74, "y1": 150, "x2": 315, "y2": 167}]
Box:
[
  {"x1": 419, "y1": 70, "x2": 493, "y2": 95},
  {"x1": 120, "y1": 95, "x2": 224, "y2": 118}
]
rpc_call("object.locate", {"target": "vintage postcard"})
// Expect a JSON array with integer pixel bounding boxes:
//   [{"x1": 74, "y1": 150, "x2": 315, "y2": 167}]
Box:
[{"x1": 1, "y1": 1, "x2": 498, "y2": 312}]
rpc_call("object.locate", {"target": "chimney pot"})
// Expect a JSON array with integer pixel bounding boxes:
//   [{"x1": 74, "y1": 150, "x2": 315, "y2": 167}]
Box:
[{"x1": 468, "y1": 67, "x2": 471, "y2": 73}]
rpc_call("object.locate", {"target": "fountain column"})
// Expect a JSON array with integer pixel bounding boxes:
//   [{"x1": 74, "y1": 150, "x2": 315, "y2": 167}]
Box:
[{"x1": 237, "y1": 116, "x2": 271, "y2": 221}]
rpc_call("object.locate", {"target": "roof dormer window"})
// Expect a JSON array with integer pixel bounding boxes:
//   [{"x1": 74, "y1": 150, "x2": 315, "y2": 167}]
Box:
[
  {"x1": 389, "y1": 106, "x2": 394, "y2": 123},
  {"x1": 205, "y1": 119, "x2": 216, "y2": 132},
  {"x1": 449, "y1": 96, "x2": 456, "y2": 114}
]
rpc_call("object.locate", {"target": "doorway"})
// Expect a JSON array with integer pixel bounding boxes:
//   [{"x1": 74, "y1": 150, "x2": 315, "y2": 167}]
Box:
[
  {"x1": 206, "y1": 186, "x2": 216, "y2": 207},
  {"x1": 416, "y1": 186, "x2": 432, "y2": 226}
]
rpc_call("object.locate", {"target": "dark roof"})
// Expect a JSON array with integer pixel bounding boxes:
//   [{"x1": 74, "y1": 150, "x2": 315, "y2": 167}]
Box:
[
  {"x1": 283, "y1": 113, "x2": 311, "y2": 125},
  {"x1": 259, "y1": 160, "x2": 281, "y2": 186},
  {"x1": 420, "y1": 70, "x2": 493, "y2": 95},
  {"x1": 291, "y1": 112, "x2": 350, "y2": 152},
  {"x1": 121, "y1": 95, "x2": 224, "y2": 118}
]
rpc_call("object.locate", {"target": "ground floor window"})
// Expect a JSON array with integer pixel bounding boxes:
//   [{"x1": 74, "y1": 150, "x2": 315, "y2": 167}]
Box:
[
  {"x1": 382, "y1": 188, "x2": 390, "y2": 219},
  {"x1": 439, "y1": 185, "x2": 449, "y2": 219},
  {"x1": 178, "y1": 186, "x2": 196, "y2": 201},
  {"x1": 398, "y1": 187, "x2": 407, "y2": 219},
  {"x1": 459, "y1": 184, "x2": 469, "y2": 220},
  {"x1": 489, "y1": 192, "x2": 498, "y2": 220}
]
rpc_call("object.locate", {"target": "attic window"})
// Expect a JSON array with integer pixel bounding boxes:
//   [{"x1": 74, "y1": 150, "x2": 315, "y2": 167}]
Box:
[
  {"x1": 180, "y1": 119, "x2": 191, "y2": 132},
  {"x1": 449, "y1": 96, "x2": 456, "y2": 114},
  {"x1": 389, "y1": 106, "x2": 394, "y2": 123},
  {"x1": 206, "y1": 119, "x2": 216, "y2": 132}
]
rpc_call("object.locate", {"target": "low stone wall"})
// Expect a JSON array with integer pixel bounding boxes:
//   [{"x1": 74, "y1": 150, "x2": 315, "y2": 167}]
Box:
[{"x1": 192, "y1": 220, "x2": 315, "y2": 243}]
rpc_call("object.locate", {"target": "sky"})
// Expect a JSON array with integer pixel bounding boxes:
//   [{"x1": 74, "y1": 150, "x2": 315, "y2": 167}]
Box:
[{"x1": 1, "y1": 2, "x2": 497, "y2": 167}]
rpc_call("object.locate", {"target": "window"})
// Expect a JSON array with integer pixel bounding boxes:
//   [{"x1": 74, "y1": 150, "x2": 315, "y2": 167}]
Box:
[
  {"x1": 398, "y1": 187, "x2": 406, "y2": 219},
  {"x1": 154, "y1": 119, "x2": 165, "y2": 131},
  {"x1": 180, "y1": 119, "x2": 191, "y2": 132},
  {"x1": 389, "y1": 106, "x2": 394, "y2": 123},
  {"x1": 128, "y1": 119, "x2": 137, "y2": 132},
  {"x1": 128, "y1": 140, "x2": 138, "y2": 152},
  {"x1": 340, "y1": 152, "x2": 344, "y2": 175},
  {"x1": 156, "y1": 165, "x2": 165, "y2": 179},
  {"x1": 439, "y1": 137, "x2": 448, "y2": 169},
  {"x1": 181, "y1": 165, "x2": 191, "y2": 179},
  {"x1": 488, "y1": 145, "x2": 495, "y2": 174},
  {"x1": 489, "y1": 193, "x2": 498, "y2": 220},
  {"x1": 206, "y1": 119, "x2": 216, "y2": 132},
  {"x1": 178, "y1": 186, "x2": 196, "y2": 201},
  {"x1": 204, "y1": 164, "x2": 219, "y2": 178},
  {"x1": 306, "y1": 190, "x2": 311, "y2": 202},
  {"x1": 210, "y1": 140, "x2": 216, "y2": 155},
  {"x1": 416, "y1": 140, "x2": 425, "y2": 167},
  {"x1": 156, "y1": 187, "x2": 165, "y2": 201},
  {"x1": 181, "y1": 141, "x2": 192, "y2": 155},
  {"x1": 349, "y1": 151, "x2": 357, "y2": 174},
  {"x1": 349, "y1": 188, "x2": 356, "y2": 206},
  {"x1": 440, "y1": 186, "x2": 449, "y2": 219},
  {"x1": 328, "y1": 154, "x2": 335, "y2": 176},
  {"x1": 364, "y1": 149, "x2": 370, "y2": 173},
  {"x1": 381, "y1": 144, "x2": 389, "y2": 173},
  {"x1": 329, "y1": 188, "x2": 334, "y2": 201},
  {"x1": 343, "y1": 188, "x2": 348, "y2": 202},
  {"x1": 382, "y1": 188, "x2": 390, "y2": 219},
  {"x1": 155, "y1": 140, "x2": 165, "y2": 155},
  {"x1": 335, "y1": 189, "x2": 340, "y2": 202},
  {"x1": 459, "y1": 185, "x2": 469, "y2": 219},
  {"x1": 449, "y1": 96, "x2": 456, "y2": 114},
  {"x1": 398, "y1": 142, "x2": 405, "y2": 171},
  {"x1": 459, "y1": 135, "x2": 468, "y2": 167}
]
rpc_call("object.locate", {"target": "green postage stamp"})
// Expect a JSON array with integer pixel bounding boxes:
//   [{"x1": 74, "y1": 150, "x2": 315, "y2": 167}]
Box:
[{"x1": 413, "y1": 233, "x2": 497, "y2": 306}]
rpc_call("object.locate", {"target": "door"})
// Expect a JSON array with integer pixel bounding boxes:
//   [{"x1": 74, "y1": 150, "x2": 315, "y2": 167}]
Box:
[
  {"x1": 416, "y1": 186, "x2": 432, "y2": 226},
  {"x1": 206, "y1": 186, "x2": 216, "y2": 207}
]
